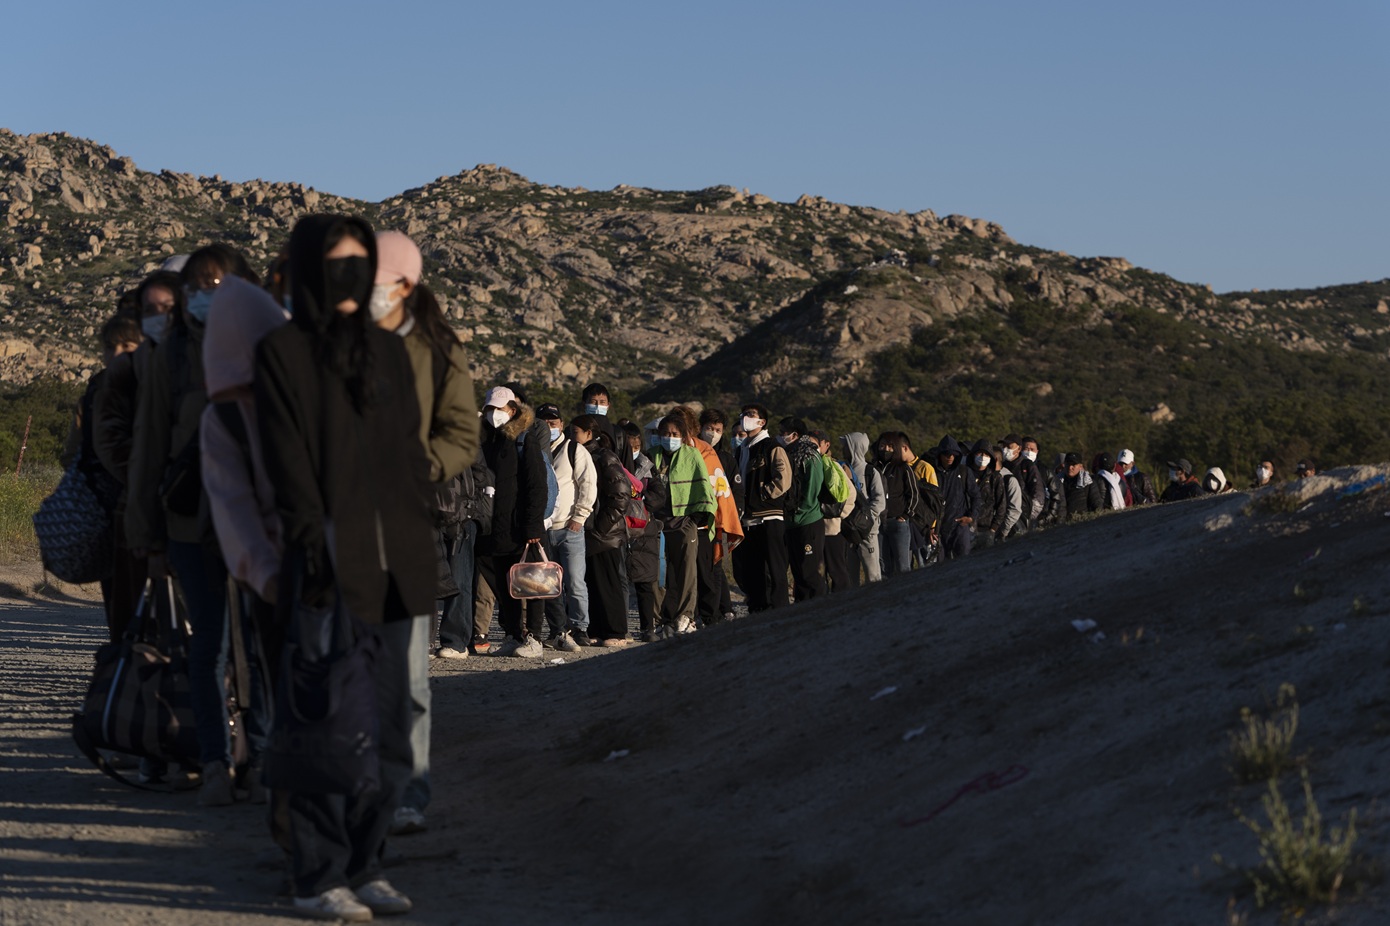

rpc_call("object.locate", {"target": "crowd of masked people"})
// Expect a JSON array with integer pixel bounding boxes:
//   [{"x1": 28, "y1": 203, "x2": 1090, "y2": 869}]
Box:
[{"x1": 60, "y1": 213, "x2": 1313, "y2": 922}]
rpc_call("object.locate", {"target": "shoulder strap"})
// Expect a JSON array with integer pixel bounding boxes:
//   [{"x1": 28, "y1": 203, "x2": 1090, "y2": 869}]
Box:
[{"x1": 568, "y1": 439, "x2": 578, "y2": 471}]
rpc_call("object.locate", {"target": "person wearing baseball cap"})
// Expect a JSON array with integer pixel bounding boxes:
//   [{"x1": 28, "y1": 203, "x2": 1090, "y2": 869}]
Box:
[
  {"x1": 1160, "y1": 457, "x2": 1204, "y2": 502},
  {"x1": 474, "y1": 385, "x2": 550, "y2": 659},
  {"x1": 1116, "y1": 449, "x2": 1158, "y2": 505}
]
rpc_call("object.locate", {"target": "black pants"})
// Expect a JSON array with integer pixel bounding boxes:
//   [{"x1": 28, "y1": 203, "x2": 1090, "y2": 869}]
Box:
[
  {"x1": 942, "y1": 524, "x2": 973, "y2": 560},
  {"x1": 587, "y1": 545, "x2": 627, "y2": 641},
  {"x1": 786, "y1": 520, "x2": 827, "y2": 601},
  {"x1": 283, "y1": 619, "x2": 412, "y2": 898},
  {"x1": 734, "y1": 520, "x2": 789, "y2": 612},
  {"x1": 475, "y1": 552, "x2": 531, "y2": 640},
  {"x1": 695, "y1": 528, "x2": 722, "y2": 626},
  {"x1": 823, "y1": 532, "x2": 850, "y2": 593}
]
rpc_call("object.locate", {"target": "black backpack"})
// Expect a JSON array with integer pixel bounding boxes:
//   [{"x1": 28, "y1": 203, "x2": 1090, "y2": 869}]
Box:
[
  {"x1": 905, "y1": 467, "x2": 944, "y2": 533},
  {"x1": 435, "y1": 459, "x2": 494, "y2": 534},
  {"x1": 839, "y1": 499, "x2": 875, "y2": 546}
]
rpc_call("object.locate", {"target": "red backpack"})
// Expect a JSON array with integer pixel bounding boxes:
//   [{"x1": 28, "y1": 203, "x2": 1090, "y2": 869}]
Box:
[{"x1": 623, "y1": 469, "x2": 650, "y2": 530}]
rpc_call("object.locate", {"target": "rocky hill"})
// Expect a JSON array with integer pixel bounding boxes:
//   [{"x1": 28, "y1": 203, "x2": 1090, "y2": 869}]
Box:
[{"x1": 2, "y1": 128, "x2": 1388, "y2": 474}]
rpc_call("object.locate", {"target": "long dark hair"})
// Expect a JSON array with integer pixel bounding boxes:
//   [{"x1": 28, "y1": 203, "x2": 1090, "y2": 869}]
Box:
[
  {"x1": 286, "y1": 215, "x2": 379, "y2": 412},
  {"x1": 405, "y1": 282, "x2": 460, "y2": 371},
  {"x1": 172, "y1": 243, "x2": 257, "y2": 333}
]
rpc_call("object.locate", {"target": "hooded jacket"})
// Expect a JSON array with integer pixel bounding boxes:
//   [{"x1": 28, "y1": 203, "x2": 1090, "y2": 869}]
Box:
[
  {"x1": 477, "y1": 403, "x2": 548, "y2": 556},
  {"x1": 935, "y1": 435, "x2": 980, "y2": 529},
  {"x1": 1063, "y1": 468, "x2": 1104, "y2": 519},
  {"x1": 254, "y1": 214, "x2": 435, "y2": 622},
  {"x1": 840, "y1": 432, "x2": 886, "y2": 536},
  {"x1": 200, "y1": 277, "x2": 288, "y2": 600}
]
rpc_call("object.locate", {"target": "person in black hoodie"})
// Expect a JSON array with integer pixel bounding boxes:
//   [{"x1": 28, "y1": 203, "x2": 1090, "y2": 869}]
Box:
[
  {"x1": 254, "y1": 214, "x2": 432, "y2": 921},
  {"x1": 968, "y1": 438, "x2": 1007, "y2": 547},
  {"x1": 933, "y1": 435, "x2": 980, "y2": 560}
]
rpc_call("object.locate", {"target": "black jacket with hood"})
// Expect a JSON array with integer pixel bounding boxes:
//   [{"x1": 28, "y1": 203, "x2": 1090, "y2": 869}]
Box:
[
  {"x1": 968, "y1": 438, "x2": 1007, "y2": 532},
  {"x1": 254, "y1": 214, "x2": 435, "y2": 623},
  {"x1": 935, "y1": 435, "x2": 981, "y2": 529},
  {"x1": 475, "y1": 404, "x2": 548, "y2": 558}
]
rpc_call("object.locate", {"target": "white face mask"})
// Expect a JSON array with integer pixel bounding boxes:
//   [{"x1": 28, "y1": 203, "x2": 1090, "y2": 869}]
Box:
[
  {"x1": 1257, "y1": 466, "x2": 1271, "y2": 482},
  {"x1": 141, "y1": 314, "x2": 167, "y2": 343},
  {"x1": 1022, "y1": 450, "x2": 1037, "y2": 463},
  {"x1": 584, "y1": 403, "x2": 609, "y2": 416},
  {"x1": 488, "y1": 409, "x2": 510, "y2": 429},
  {"x1": 1003, "y1": 446, "x2": 1018, "y2": 462},
  {"x1": 659, "y1": 436, "x2": 683, "y2": 453},
  {"x1": 369, "y1": 283, "x2": 400, "y2": 322},
  {"x1": 974, "y1": 454, "x2": 988, "y2": 469},
  {"x1": 1169, "y1": 468, "x2": 1181, "y2": 483},
  {"x1": 741, "y1": 416, "x2": 761, "y2": 434},
  {"x1": 549, "y1": 427, "x2": 561, "y2": 443},
  {"x1": 700, "y1": 429, "x2": 718, "y2": 445}
]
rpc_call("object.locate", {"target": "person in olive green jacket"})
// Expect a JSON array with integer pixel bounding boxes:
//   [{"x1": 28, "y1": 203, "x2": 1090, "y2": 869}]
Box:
[{"x1": 370, "y1": 230, "x2": 479, "y2": 838}]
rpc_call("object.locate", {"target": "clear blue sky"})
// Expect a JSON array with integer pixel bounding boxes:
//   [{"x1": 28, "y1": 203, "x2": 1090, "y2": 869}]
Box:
[{"x1": 5, "y1": 1, "x2": 1386, "y2": 293}]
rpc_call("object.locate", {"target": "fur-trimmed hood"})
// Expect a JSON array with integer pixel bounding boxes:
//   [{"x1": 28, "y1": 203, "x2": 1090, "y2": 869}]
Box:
[{"x1": 496, "y1": 403, "x2": 535, "y2": 441}]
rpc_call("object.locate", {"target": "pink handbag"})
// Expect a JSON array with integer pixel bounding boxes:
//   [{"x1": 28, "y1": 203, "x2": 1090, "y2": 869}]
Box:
[{"x1": 508, "y1": 540, "x2": 564, "y2": 600}]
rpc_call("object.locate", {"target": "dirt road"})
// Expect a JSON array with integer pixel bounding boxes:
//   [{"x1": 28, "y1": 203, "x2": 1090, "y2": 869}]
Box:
[{"x1": 4, "y1": 468, "x2": 1390, "y2": 924}]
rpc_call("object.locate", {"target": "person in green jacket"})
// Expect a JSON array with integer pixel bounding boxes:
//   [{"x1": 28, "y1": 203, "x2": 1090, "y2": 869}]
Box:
[
  {"x1": 647, "y1": 414, "x2": 715, "y2": 638},
  {"x1": 778, "y1": 417, "x2": 826, "y2": 600}
]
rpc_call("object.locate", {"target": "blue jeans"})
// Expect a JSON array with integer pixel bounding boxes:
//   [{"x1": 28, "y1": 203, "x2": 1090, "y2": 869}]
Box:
[
  {"x1": 166, "y1": 540, "x2": 229, "y2": 767},
  {"x1": 437, "y1": 521, "x2": 478, "y2": 649},
  {"x1": 880, "y1": 518, "x2": 913, "y2": 577},
  {"x1": 548, "y1": 527, "x2": 590, "y2": 632}
]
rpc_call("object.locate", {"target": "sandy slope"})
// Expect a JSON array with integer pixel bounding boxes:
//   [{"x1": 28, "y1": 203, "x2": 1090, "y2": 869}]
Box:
[{"x1": 2, "y1": 468, "x2": 1388, "y2": 925}]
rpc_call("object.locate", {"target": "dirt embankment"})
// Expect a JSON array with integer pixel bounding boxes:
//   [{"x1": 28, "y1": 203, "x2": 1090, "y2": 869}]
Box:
[{"x1": 2, "y1": 468, "x2": 1389, "y2": 925}]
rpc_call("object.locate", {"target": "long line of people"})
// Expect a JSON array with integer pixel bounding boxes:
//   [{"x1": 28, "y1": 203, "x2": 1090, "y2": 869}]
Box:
[{"x1": 61, "y1": 214, "x2": 1311, "y2": 921}]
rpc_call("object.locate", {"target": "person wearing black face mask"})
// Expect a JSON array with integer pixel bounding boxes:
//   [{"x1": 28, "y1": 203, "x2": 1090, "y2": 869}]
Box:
[{"x1": 254, "y1": 214, "x2": 434, "y2": 921}]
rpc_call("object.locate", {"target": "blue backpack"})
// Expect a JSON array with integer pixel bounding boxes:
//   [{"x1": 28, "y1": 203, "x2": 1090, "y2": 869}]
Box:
[{"x1": 518, "y1": 432, "x2": 559, "y2": 522}]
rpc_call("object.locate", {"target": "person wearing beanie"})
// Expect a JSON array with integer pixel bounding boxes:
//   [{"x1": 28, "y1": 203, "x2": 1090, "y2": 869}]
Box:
[{"x1": 370, "y1": 229, "x2": 480, "y2": 836}]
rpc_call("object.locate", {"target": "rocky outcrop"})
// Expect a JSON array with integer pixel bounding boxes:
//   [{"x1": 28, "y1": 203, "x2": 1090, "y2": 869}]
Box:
[{"x1": 1, "y1": 129, "x2": 1386, "y2": 389}]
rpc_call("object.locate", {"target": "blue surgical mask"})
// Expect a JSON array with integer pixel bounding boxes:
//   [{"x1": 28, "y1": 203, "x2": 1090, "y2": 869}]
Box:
[
  {"x1": 731, "y1": 435, "x2": 746, "y2": 450},
  {"x1": 549, "y1": 428, "x2": 561, "y2": 444},
  {"x1": 585, "y1": 403, "x2": 609, "y2": 416},
  {"x1": 185, "y1": 289, "x2": 215, "y2": 323},
  {"x1": 660, "y1": 436, "x2": 682, "y2": 453}
]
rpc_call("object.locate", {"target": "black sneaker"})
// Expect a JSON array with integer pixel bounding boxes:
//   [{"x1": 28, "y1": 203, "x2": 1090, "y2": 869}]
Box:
[{"x1": 570, "y1": 628, "x2": 594, "y2": 647}]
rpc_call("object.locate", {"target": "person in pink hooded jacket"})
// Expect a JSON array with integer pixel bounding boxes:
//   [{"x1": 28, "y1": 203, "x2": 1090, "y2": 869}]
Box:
[{"x1": 199, "y1": 275, "x2": 288, "y2": 805}]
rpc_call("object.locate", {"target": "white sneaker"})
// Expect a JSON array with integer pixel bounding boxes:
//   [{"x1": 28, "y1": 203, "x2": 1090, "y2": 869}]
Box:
[
  {"x1": 555, "y1": 631, "x2": 581, "y2": 653},
  {"x1": 674, "y1": 615, "x2": 697, "y2": 634},
  {"x1": 514, "y1": 635, "x2": 544, "y2": 658},
  {"x1": 435, "y1": 646, "x2": 469, "y2": 660},
  {"x1": 355, "y1": 879, "x2": 412, "y2": 915},
  {"x1": 293, "y1": 886, "x2": 372, "y2": 922},
  {"x1": 390, "y1": 805, "x2": 427, "y2": 835}
]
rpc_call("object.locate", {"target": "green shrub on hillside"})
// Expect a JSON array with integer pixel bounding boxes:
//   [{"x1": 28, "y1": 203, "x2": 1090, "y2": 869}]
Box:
[{"x1": 0, "y1": 380, "x2": 83, "y2": 474}]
